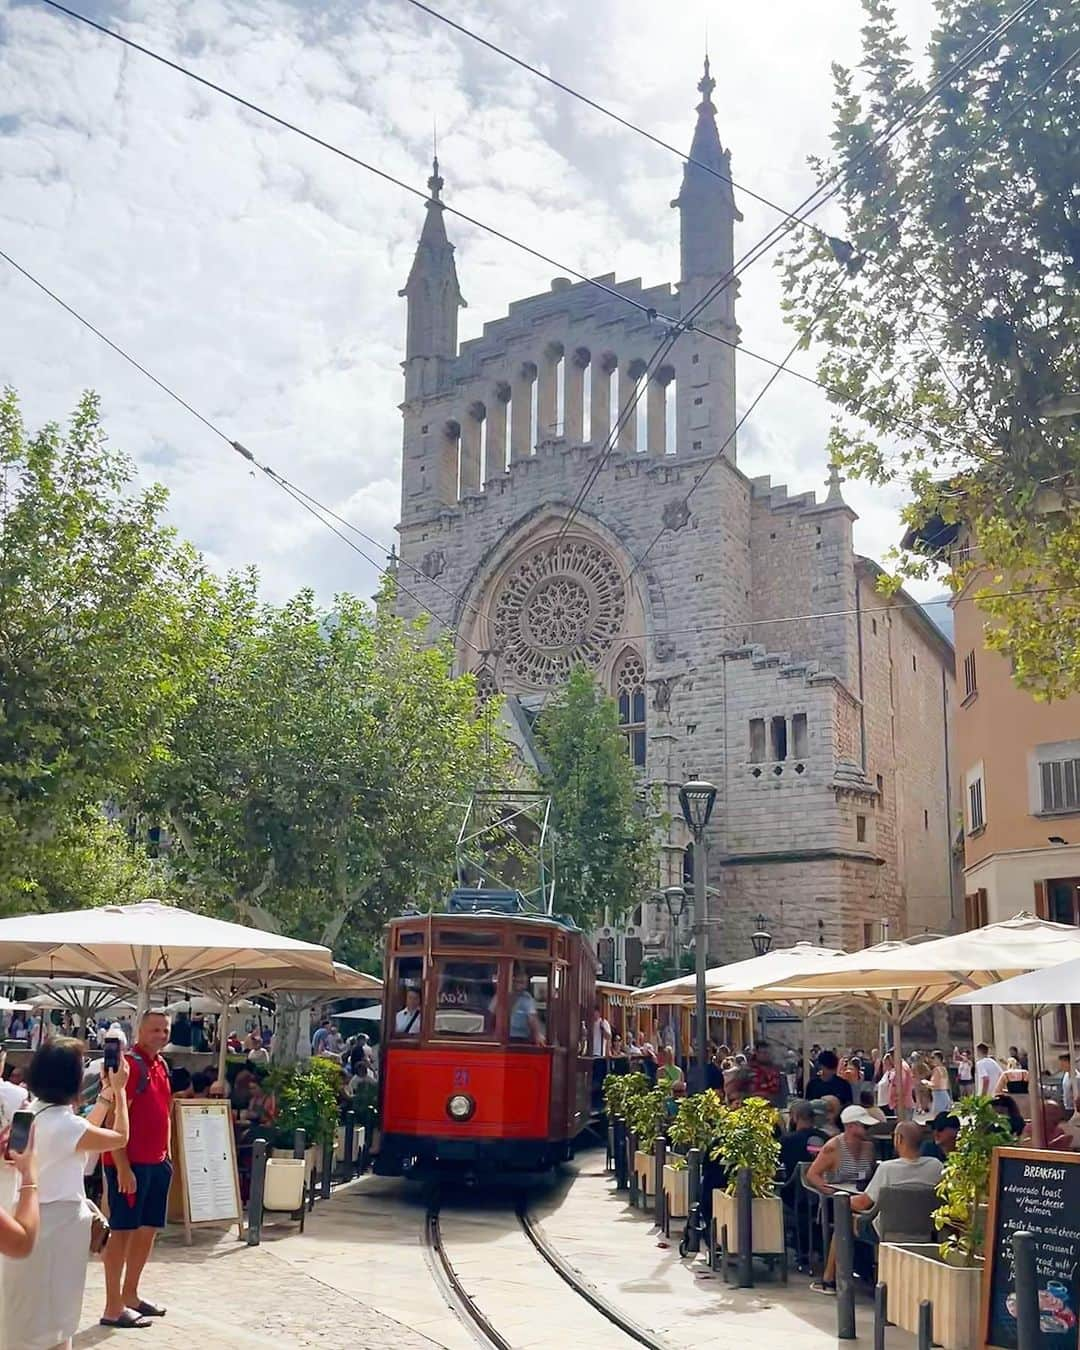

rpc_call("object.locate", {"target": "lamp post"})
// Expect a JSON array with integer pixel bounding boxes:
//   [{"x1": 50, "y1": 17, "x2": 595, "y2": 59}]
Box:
[
  {"x1": 750, "y1": 914, "x2": 772, "y2": 958},
  {"x1": 679, "y1": 776, "x2": 718, "y2": 1093},
  {"x1": 662, "y1": 885, "x2": 688, "y2": 980}
]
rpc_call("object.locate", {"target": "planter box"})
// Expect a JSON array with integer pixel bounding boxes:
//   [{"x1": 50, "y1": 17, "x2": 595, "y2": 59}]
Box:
[
  {"x1": 263, "y1": 1158, "x2": 306, "y2": 1213},
  {"x1": 712, "y1": 1188, "x2": 785, "y2": 1255},
  {"x1": 272, "y1": 1145, "x2": 317, "y2": 1181},
  {"x1": 663, "y1": 1164, "x2": 689, "y2": 1219},
  {"x1": 878, "y1": 1243, "x2": 982, "y2": 1350},
  {"x1": 634, "y1": 1150, "x2": 654, "y2": 1203}
]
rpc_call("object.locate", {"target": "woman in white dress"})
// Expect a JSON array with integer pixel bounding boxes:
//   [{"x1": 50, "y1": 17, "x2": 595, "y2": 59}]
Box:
[{"x1": 1, "y1": 1037, "x2": 130, "y2": 1349}]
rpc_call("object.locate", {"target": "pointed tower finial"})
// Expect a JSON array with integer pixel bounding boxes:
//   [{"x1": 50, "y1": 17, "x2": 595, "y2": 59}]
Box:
[
  {"x1": 428, "y1": 155, "x2": 443, "y2": 202},
  {"x1": 825, "y1": 462, "x2": 846, "y2": 505},
  {"x1": 698, "y1": 55, "x2": 716, "y2": 106}
]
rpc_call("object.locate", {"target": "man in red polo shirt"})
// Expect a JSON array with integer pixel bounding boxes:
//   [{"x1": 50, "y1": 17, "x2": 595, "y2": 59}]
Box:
[{"x1": 102, "y1": 1010, "x2": 173, "y2": 1328}]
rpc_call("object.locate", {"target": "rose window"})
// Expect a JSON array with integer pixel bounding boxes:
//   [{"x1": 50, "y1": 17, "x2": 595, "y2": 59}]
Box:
[{"x1": 492, "y1": 541, "x2": 626, "y2": 688}]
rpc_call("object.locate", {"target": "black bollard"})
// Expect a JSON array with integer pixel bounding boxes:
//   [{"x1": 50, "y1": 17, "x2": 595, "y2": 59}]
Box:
[
  {"x1": 341, "y1": 1112, "x2": 356, "y2": 1182},
  {"x1": 607, "y1": 1121, "x2": 615, "y2": 1172},
  {"x1": 834, "y1": 1193, "x2": 856, "y2": 1339},
  {"x1": 654, "y1": 1137, "x2": 667, "y2": 1234},
  {"x1": 321, "y1": 1133, "x2": 333, "y2": 1200},
  {"x1": 873, "y1": 1281, "x2": 888, "y2": 1350},
  {"x1": 614, "y1": 1117, "x2": 628, "y2": 1190},
  {"x1": 917, "y1": 1299, "x2": 933, "y2": 1350},
  {"x1": 736, "y1": 1166, "x2": 754, "y2": 1289},
  {"x1": 292, "y1": 1127, "x2": 307, "y2": 1160},
  {"x1": 246, "y1": 1139, "x2": 267, "y2": 1246},
  {"x1": 628, "y1": 1129, "x2": 639, "y2": 1206},
  {"x1": 1013, "y1": 1231, "x2": 1039, "y2": 1350},
  {"x1": 683, "y1": 1147, "x2": 703, "y2": 1255}
]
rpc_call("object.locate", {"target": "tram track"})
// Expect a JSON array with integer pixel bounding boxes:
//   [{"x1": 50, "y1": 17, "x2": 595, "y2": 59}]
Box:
[{"x1": 424, "y1": 1196, "x2": 671, "y2": 1350}]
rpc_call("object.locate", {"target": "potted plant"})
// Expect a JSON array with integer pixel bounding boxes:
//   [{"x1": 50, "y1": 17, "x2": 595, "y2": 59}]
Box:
[
  {"x1": 710, "y1": 1096, "x2": 784, "y2": 1255},
  {"x1": 626, "y1": 1085, "x2": 668, "y2": 1206},
  {"x1": 664, "y1": 1089, "x2": 726, "y2": 1220},
  {"x1": 603, "y1": 1071, "x2": 648, "y2": 1120},
  {"x1": 269, "y1": 1061, "x2": 342, "y2": 1179},
  {"x1": 879, "y1": 1095, "x2": 1013, "y2": 1350}
]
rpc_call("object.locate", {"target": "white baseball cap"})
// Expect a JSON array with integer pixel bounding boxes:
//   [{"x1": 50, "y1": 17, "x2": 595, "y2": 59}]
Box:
[{"x1": 840, "y1": 1105, "x2": 880, "y2": 1127}]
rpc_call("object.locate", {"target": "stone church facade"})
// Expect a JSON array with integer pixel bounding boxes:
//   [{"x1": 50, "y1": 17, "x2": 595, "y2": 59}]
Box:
[{"x1": 393, "y1": 65, "x2": 957, "y2": 994}]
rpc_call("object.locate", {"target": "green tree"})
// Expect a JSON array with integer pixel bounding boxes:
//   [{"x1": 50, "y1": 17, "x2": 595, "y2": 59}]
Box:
[
  {"x1": 782, "y1": 1, "x2": 1079, "y2": 698},
  {"x1": 534, "y1": 667, "x2": 658, "y2": 930},
  {"x1": 0, "y1": 389, "x2": 209, "y2": 903},
  {"x1": 135, "y1": 581, "x2": 497, "y2": 964}
]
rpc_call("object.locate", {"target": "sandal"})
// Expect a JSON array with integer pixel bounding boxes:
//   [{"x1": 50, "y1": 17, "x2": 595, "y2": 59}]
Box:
[
  {"x1": 131, "y1": 1301, "x2": 166, "y2": 1318},
  {"x1": 810, "y1": 1280, "x2": 837, "y2": 1295},
  {"x1": 100, "y1": 1310, "x2": 152, "y2": 1329}
]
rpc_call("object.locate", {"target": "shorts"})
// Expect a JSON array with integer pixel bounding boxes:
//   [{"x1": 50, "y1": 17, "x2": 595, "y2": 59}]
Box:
[{"x1": 104, "y1": 1161, "x2": 173, "y2": 1230}]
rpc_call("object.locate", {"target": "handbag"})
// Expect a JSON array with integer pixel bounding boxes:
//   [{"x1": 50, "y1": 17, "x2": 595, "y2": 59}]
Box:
[{"x1": 86, "y1": 1198, "x2": 110, "y2": 1253}]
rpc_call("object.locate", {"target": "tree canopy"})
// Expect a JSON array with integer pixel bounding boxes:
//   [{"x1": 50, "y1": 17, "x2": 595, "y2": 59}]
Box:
[
  {"x1": 782, "y1": 0, "x2": 1079, "y2": 698},
  {"x1": 534, "y1": 667, "x2": 659, "y2": 930},
  {"x1": 1, "y1": 390, "x2": 499, "y2": 953}
]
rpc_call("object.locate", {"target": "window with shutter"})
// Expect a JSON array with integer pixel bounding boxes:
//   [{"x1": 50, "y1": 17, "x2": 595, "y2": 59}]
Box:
[{"x1": 1040, "y1": 757, "x2": 1080, "y2": 814}]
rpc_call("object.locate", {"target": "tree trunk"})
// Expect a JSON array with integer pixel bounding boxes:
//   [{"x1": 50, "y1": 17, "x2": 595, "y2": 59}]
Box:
[{"x1": 273, "y1": 993, "x2": 313, "y2": 1067}]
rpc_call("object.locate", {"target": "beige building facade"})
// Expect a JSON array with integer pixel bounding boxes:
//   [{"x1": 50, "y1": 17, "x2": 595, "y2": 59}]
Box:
[
  {"x1": 392, "y1": 66, "x2": 958, "y2": 1016},
  {"x1": 950, "y1": 560, "x2": 1080, "y2": 1053}
]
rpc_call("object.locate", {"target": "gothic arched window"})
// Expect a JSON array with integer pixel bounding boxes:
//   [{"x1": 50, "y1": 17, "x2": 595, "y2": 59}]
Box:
[{"x1": 614, "y1": 649, "x2": 646, "y2": 767}]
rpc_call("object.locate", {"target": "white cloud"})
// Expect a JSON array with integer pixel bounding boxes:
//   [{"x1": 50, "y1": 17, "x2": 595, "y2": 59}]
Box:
[{"x1": 1, "y1": 0, "x2": 943, "y2": 608}]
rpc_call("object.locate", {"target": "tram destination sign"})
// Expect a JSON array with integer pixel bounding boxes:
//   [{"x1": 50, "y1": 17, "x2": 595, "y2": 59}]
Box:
[{"x1": 981, "y1": 1146, "x2": 1080, "y2": 1350}]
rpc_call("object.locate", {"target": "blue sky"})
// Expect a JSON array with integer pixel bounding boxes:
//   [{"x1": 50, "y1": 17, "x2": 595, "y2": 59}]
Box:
[{"x1": 1, "y1": 0, "x2": 948, "y2": 612}]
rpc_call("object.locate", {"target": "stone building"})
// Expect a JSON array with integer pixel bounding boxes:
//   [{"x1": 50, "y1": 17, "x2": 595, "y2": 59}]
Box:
[{"x1": 392, "y1": 64, "x2": 957, "y2": 1000}]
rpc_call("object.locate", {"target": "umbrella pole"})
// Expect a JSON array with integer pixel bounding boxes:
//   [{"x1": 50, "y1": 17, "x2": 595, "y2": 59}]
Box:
[
  {"x1": 1030, "y1": 1012, "x2": 1045, "y2": 1149},
  {"x1": 892, "y1": 996, "x2": 907, "y2": 1121},
  {"x1": 802, "y1": 1001, "x2": 811, "y2": 1097},
  {"x1": 134, "y1": 948, "x2": 151, "y2": 1025},
  {"x1": 1066, "y1": 1010, "x2": 1078, "y2": 1118},
  {"x1": 217, "y1": 995, "x2": 229, "y2": 1087}
]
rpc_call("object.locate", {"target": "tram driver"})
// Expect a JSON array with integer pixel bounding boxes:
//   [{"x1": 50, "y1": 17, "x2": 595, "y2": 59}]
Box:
[
  {"x1": 509, "y1": 966, "x2": 545, "y2": 1046},
  {"x1": 394, "y1": 987, "x2": 422, "y2": 1036}
]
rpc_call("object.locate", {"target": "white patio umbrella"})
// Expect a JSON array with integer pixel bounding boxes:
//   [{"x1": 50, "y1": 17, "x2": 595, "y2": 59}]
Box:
[
  {"x1": 950, "y1": 956, "x2": 1080, "y2": 1135},
  {"x1": 162, "y1": 995, "x2": 260, "y2": 1016},
  {"x1": 634, "y1": 942, "x2": 848, "y2": 1085},
  {"x1": 186, "y1": 961, "x2": 381, "y2": 1084},
  {"x1": 0, "y1": 901, "x2": 336, "y2": 1025},
  {"x1": 335, "y1": 1005, "x2": 382, "y2": 1023},
  {"x1": 767, "y1": 914, "x2": 1080, "y2": 1138}
]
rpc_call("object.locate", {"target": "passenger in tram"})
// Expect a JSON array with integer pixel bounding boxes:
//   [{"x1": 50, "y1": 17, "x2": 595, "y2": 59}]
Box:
[
  {"x1": 508, "y1": 966, "x2": 545, "y2": 1045},
  {"x1": 394, "y1": 988, "x2": 422, "y2": 1036}
]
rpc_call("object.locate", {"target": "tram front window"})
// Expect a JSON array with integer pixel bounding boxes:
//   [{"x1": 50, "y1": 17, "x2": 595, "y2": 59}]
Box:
[
  {"x1": 391, "y1": 956, "x2": 423, "y2": 1038},
  {"x1": 433, "y1": 958, "x2": 498, "y2": 1037},
  {"x1": 509, "y1": 963, "x2": 548, "y2": 1046}
]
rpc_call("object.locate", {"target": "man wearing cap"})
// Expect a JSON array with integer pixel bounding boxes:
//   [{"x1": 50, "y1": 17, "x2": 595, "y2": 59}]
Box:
[
  {"x1": 807, "y1": 1104, "x2": 879, "y2": 1294},
  {"x1": 921, "y1": 1112, "x2": 960, "y2": 1161}
]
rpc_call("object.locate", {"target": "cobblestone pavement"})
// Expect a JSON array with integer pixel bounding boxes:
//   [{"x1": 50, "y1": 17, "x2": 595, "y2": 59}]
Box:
[{"x1": 74, "y1": 1217, "x2": 445, "y2": 1350}]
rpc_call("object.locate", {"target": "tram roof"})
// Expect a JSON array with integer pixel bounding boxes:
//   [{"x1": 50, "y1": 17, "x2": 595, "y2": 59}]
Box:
[{"x1": 389, "y1": 908, "x2": 582, "y2": 934}]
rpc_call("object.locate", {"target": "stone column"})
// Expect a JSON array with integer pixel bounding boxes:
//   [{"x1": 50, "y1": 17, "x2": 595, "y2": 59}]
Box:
[
  {"x1": 537, "y1": 344, "x2": 562, "y2": 443},
  {"x1": 510, "y1": 361, "x2": 536, "y2": 462},
  {"x1": 486, "y1": 383, "x2": 510, "y2": 477},
  {"x1": 437, "y1": 420, "x2": 460, "y2": 504},
  {"x1": 619, "y1": 359, "x2": 649, "y2": 454},
  {"x1": 648, "y1": 365, "x2": 674, "y2": 455},
  {"x1": 460, "y1": 403, "x2": 483, "y2": 494},
  {"x1": 564, "y1": 347, "x2": 588, "y2": 444},
  {"x1": 591, "y1": 352, "x2": 616, "y2": 445}
]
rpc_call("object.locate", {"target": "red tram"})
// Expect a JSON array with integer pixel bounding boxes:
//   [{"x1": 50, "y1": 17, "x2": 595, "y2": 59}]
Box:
[{"x1": 374, "y1": 893, "x2": 597, "y2": 1176}]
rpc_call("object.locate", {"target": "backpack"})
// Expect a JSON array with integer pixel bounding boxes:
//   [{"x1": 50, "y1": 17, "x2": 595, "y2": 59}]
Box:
[{"x1": 128, "y1": 1049, "x2": 155, "y2": 1097}]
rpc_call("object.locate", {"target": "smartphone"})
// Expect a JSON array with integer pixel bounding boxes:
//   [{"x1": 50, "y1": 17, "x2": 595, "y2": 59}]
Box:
[
  {"x1": 7, "y1": 1110, "x2": 33, "y2": 1158},
  {"x1": 103, "y1": 1037, "x2": 122, "y2": 1074}
]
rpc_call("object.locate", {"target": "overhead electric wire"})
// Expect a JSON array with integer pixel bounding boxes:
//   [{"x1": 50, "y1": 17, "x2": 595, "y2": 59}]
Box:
[
  {"x1": 0, "y1": 244, "x2": 485, "y2": 654},
  {"x1": 6, "y1": 242, "x2": 1074, "y2": 668},
  {"x1": 35, "y1": 0, "x2": 1027, "y2": 490}
]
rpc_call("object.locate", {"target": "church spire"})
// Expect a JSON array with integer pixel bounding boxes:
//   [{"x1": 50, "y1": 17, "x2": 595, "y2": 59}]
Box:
[
  {"x1": 672, "y1": 58, "x2": 742, "y2": 292},
  {"x1": 399, "y1": 154, "x2": 465, "y2": 363}
]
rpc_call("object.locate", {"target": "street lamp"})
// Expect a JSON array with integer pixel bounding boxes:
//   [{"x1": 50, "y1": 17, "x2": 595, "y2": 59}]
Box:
[
  {"x1": 663, "y1": 885, "x2": 688, "y2": 979},
  {"x1": 751, "y1": 913, "x2": 772, "y2": 958},
  {"x1": 679, "y1": 776, "x2": 717, "y2": 1092}
]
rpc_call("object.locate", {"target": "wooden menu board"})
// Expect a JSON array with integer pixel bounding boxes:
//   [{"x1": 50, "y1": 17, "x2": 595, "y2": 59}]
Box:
[
  {"x1": 981, "y1": 1146, "x2": 1080, "y2": 1350},
  {"x1": 172, "y1": 1100, "x2": 243, "y2": 1244}
]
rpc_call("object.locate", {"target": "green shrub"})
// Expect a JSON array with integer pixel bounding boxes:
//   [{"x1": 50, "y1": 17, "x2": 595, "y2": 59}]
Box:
[
  {"x1": 267, "y1": 1060, "x2": 341, "y2": 1149},
  {"x1": 668, "y1": 1088, "x2": 726, "y2": 1158},
  {"x1": 602, "y1": 1071, "x2": 648, "y2": 1119},
  {"x1": 710, "y1": 1096, "x2": 781, "y2": 1198},
  {"x1": 626, "y1": 1085, "x2": 669, "y2": 1151},
  {"x1": 933, "y1": 1094, "x2": 1014, "y2": 1264}
]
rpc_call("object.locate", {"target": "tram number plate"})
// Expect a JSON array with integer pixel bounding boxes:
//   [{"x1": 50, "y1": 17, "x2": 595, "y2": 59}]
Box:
[{"x1": 453, "y1": 1069, "x2": 470, "y2": 1088}]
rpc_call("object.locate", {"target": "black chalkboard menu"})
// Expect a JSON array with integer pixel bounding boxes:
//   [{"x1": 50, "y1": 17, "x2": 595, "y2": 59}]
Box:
[{"x1": 982, "y1": 1147, "x2": 1080, "y2": 1350}]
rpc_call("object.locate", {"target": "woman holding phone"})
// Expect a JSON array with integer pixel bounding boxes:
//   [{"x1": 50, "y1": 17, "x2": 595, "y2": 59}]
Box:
[
  {"x1": 1, "y1": 1037, "x2": 131, "y2": 1348},
  {"x1": 0, "y1": 1128, "x2": 39, "y2": 1258}
]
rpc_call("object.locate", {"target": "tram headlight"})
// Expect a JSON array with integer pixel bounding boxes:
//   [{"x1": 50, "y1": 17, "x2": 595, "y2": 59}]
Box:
[{"x1": 446, "y1": 1093, "x2": 475, "y2": 1122}]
